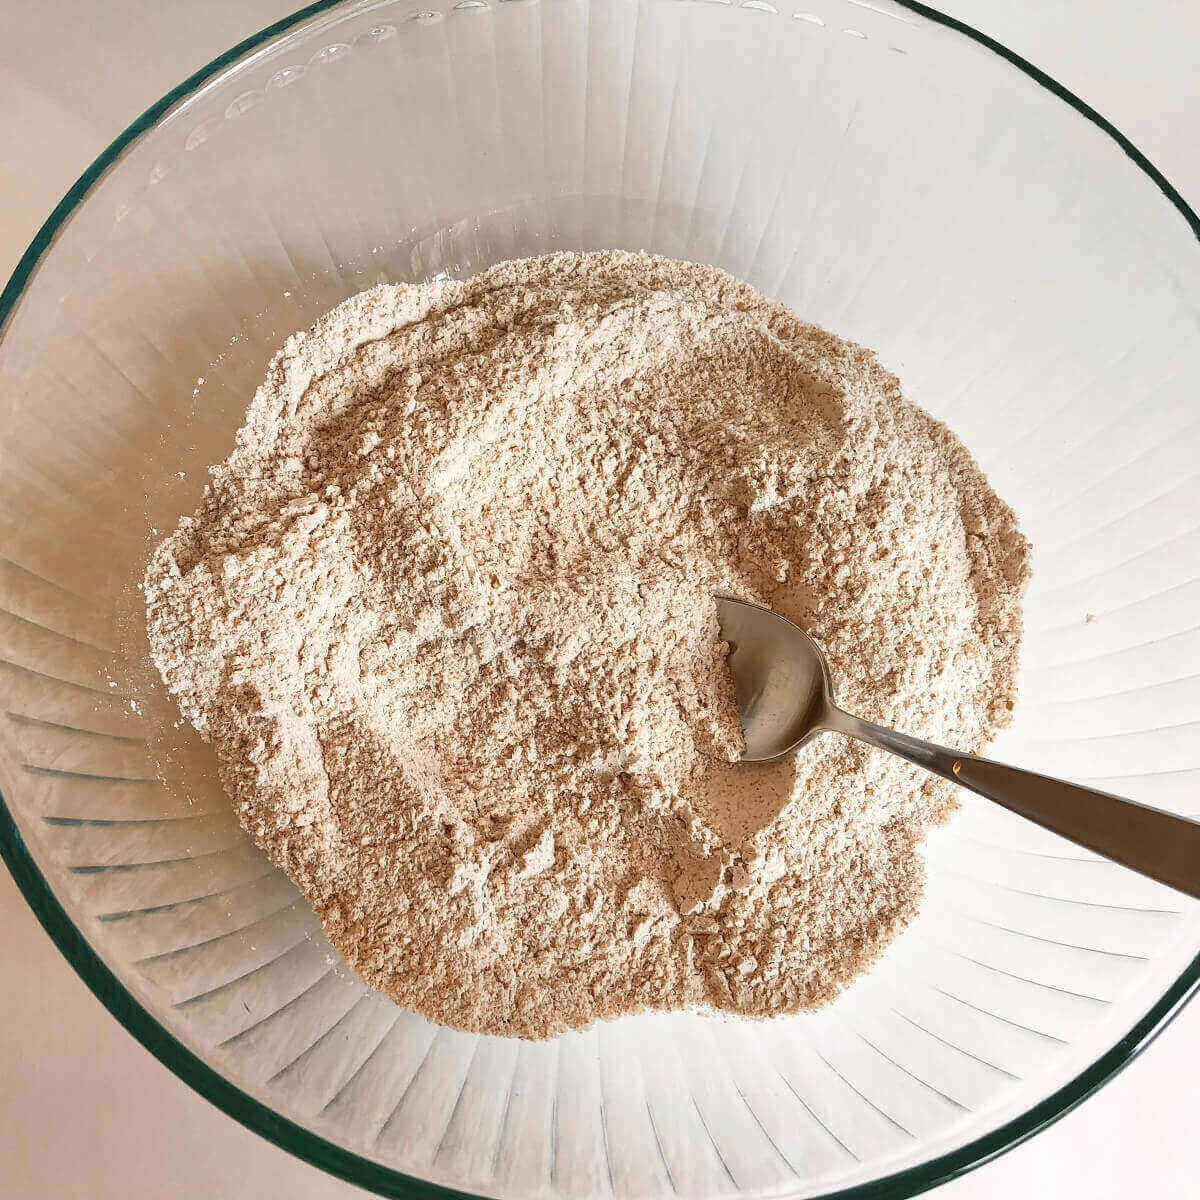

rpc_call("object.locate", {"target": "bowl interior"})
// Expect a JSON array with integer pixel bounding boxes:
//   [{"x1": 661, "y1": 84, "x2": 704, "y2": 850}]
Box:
[{"x1": 1, "y1": 2, "x2": 1198, "y2": 1198}]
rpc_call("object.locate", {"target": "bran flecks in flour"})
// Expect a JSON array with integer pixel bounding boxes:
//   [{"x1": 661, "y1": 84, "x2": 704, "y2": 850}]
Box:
[{"x1": 144, "y1": 252, "x2": 1030, "y2": 1038}]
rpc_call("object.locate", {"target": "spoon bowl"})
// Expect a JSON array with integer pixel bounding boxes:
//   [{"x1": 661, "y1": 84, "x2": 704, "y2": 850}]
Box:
[{"x1": 716, "y1": 595, "x2": 832, "y2": 762}]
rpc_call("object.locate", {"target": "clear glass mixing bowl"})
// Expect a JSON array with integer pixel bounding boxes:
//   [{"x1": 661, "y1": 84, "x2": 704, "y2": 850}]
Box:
[{"x1": 2, "y1": 2, "x2": 1198, "y2": 1197}]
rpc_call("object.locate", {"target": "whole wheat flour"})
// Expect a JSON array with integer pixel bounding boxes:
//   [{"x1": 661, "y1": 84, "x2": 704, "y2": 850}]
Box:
[{"x1": 144, "y1": 252, "x2": 1030, "y2": 1038}]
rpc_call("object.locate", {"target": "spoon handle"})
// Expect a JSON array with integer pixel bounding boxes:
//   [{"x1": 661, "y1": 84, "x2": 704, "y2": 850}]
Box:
[{"x1": 826, "y1": 708, "x2": 1200, "y2": 900}]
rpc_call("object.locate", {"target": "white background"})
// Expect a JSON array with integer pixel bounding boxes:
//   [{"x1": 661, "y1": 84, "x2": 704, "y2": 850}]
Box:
[{"x1": 1, "y1": 2, "x2": 1197, "y2": 1196}]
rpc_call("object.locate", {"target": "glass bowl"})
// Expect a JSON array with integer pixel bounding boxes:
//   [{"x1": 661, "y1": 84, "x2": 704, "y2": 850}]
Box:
[{"x1": 2, "y1": 1, "x2": 1198, "y2": 1197}]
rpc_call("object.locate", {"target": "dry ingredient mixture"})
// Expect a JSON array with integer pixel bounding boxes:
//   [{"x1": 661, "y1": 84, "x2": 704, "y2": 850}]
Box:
[{"x1": 144, "y1": 252, "x2": 1030, "y2": 1038}]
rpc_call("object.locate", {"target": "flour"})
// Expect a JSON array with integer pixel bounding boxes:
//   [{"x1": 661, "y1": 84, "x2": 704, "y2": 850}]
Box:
[{"x1": 144, "y1": 252, "x2": 1030, "y2": 1038}]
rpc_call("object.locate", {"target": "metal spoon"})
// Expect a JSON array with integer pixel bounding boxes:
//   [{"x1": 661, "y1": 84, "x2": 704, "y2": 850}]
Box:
[{"x1": 715, "y1": 595, "x2": 1200, "y2": 900}]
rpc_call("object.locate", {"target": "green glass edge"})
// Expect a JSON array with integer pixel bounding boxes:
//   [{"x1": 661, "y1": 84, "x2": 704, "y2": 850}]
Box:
[{"x1": 0, "y1": 1, "x2": 1198, "y2": 1197}]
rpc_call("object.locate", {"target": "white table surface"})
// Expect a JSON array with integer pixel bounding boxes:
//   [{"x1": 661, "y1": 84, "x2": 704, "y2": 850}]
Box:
[{"x1": 1, "y1": 2, "x2": 1197, "y2": 1197}]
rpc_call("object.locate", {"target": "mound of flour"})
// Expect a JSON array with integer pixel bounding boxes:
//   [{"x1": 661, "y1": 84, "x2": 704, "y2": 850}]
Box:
[{"x1": 144, "y1": 252, "x2": 1029, "y2": 1037}]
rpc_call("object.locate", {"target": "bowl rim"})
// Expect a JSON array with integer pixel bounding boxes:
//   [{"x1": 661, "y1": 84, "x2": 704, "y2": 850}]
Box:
[{"x1": 1, "y1": 1, "x2": 1198, "y2": 1197}]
